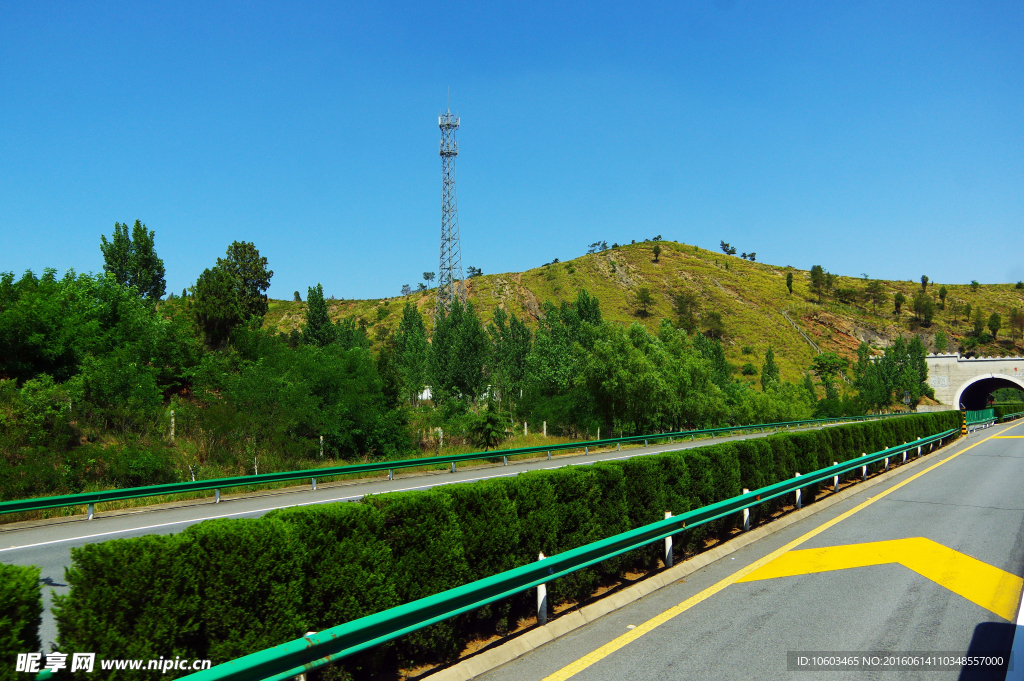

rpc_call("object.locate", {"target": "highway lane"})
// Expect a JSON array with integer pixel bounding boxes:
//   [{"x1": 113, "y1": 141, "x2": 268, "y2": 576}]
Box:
[
  {"x1": 0, "y1": 424, "x2": 828, "y2": 652},
  {"x1": 475, "y1": 423, "x2": 1024, "y2": 681}
]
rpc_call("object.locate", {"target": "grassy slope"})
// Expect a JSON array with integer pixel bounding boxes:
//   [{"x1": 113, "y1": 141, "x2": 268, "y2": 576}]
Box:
[{"x1": 264, "y1": 241, "x2": 1024, "y2": 384}]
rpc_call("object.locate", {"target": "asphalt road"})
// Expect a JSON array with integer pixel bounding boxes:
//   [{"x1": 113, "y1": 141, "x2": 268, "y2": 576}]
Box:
[
  {"x1": 475, "y1": 423, "x2": 1024, "y2": 681},
  {"x1": 0, "y1": 424, "x2": 821, "y2": 652}
]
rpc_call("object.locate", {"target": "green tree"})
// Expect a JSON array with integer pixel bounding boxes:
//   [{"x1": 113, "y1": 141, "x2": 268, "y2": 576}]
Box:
[
  {"x1": 652, "y1": 244, "x2": 661, "y2": 262},
  {"x1": 970, "y1": 280, "x2": 980, "y2": 292},
  {"x1": 100, "y1": 220, "x2": 166, "y2": 300},
  {"x1": 894, "y1": 291, "x2": 906, "y2": 316},
  {"x1": 920, "y1": 275, "x2": 929, "y2": 291},
  {"x1": 912, "y1": 291, "x2": 935, "y2": 325},
  {"x1": 217, "y1": 241, "x2": 273, "y2": 321},
  {"x1": 810, "y1": 352, "x2": 848, "y2": 400},
  {"x1": 809, "y1": 265, "x2": 826, "y2": 303},
  {"x1": 293, "y1": 291, "x2": 301, "y2": 302},
  {"x1": 973, "y1": 306, "x2": 986, "y2": 335},
  {"x1": 786, "y1": 272, "x2": 793, "y2": 294},
  {"x1": 488, "y1": 307, "x2": 532, "y2": 413},
  {"x1": 469, "y1": 398, "x2": 506, "y2": 450},
  {"x1": 635, "y1": 287, "x2": 654, "y2": 317},
  {"x1": 865, "y1": 280, "x2": 887, "y2": 315},
  {"x1": 429, "y1": 300, "x2": 490, "y2": 402},
  {"x1": 670, "y1": 290, "x2": 701, "y2": 333},
  {"x1": 394, "y1": 303, "x2": 429, "y2": 405},
  {"x1": 191, "y1": 267, "x2": 244, "y2": 348},
  {"x1": 933, "y1": 330, "x2": 949, "y2": 353},
  {"x1": 303, "y1": 283, "x2": 334, "y2": 347},
  {"x1": 938, "y1": 286, "x2": 947, "y2": 309},
  {"x1": 701, "y1": 311, "x2": 725, "y2": 340},
  {"x1": 760, "y1": 347, "x2": 780, "y2": 390},
  {"x1": 423, "y1": 272, "x2": 435, "y2": 289},
  {"x1": 988, "y1": 312, "x2": 1001, "y2": 340},
  {"x1": 801, "y1": 372, "x2": 817, "y2": 404},
  {"x1": 1010, "y1": 308, "x2": 1024, "y2": 344}
]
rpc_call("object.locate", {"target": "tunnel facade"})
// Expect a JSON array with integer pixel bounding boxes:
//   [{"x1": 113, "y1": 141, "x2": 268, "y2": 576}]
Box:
[{"x1": 925, "y1": 354, "x2": 1024, "y2": 409}]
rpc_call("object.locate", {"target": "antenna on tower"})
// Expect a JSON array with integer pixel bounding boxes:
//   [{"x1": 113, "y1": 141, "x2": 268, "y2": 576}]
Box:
[{"x1": 436, "y1": 106, "x2": 465, "y2": 316}]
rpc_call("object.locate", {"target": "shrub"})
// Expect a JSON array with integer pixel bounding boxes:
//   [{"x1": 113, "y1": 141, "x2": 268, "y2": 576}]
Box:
[
  {"x1": 0, "y1": 564, "x2": 42, "y2": 681},
  {"x1": 53, "y1": 412, "x2": 960, "y2": 676}
]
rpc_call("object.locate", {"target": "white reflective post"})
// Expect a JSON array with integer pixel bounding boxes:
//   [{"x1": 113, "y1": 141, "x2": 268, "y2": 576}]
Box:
[
  {"x1": 861, "y1": 453, "x2": 867, "y2": 480},
  {"x1": 215, "y1": 489, "x2": 220, "y2": 504},
  {"x1": 833, "y1": 462, "x2": 839, "y2": 492},
  {"x1": 795, "y1": 473, "x2": 802, "y2": 509},
  {"x1": 664, "y1": 512, "x2": 674, "y2": 567},
  {"x1": 742, "y1": 489, "x2": 750, "y2": 531},
  {"x1": 537, "y1": 552, "x2": 548, "y2": 625},
  {"x1": 311, "y1": 478, "x2": 317, "y2": 491},
  {"x1": 87, "y1": 503, "x2": 94, "y2": 520}
]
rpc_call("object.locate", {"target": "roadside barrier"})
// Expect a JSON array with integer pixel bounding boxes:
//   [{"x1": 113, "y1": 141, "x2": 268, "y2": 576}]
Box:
[
  {"x1": 0, "y1": 413, "x2": 908, "y2": 519},
  {"x1": 164, "y1": 427, "x2": 957, "y2": 681}
]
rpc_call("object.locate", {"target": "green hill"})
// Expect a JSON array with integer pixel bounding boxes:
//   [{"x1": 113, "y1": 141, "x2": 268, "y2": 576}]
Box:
[{"x1": 266, "y1": 241, "x2": 1024, "y2": 385}]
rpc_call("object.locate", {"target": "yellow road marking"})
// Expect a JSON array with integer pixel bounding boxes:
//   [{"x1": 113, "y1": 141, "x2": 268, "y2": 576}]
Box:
[
  {"x1": 739, "y1": 537, "x2": 1023, "y2": 620},
  {"x1": 541, "y1": 421, "x2": 1024, "y2": 681},
  {"x1": 992, "y1": 435, "x2": 1024, "y2": 438}
]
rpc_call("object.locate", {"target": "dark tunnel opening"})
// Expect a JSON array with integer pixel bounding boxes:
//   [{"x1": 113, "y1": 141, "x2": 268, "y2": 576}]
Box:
[{"x1": 956, "y1": 376, "x2": 1024, "y2": 410}]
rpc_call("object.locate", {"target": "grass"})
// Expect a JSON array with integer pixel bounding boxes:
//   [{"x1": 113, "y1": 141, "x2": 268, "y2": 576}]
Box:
[{"x1": 264, "y1": 241, "x2": 1024, "y2": 384}]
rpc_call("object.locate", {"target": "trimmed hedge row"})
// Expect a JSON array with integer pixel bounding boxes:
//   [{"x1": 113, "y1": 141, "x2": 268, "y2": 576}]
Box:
[
  {"x1": 0, "y1": 563, "x2": 42, "y2": 681},
  {"x1": 993, "y1": 404, "x2": 1024, "y2": 420},
  {"x1": 52, "y1": 411, "x2": 959, "y2": 679}
]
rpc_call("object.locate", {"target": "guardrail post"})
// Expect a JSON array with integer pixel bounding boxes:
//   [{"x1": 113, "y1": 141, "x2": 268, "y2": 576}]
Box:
[
  {"x1": 215, "y1": 489, "x2": 220, "y2": 504},
  {"x1": 585, "y1": 446, "x2": 589, "y2": 455},
  {"x1": 833, "y1": 463, "x2": 839, "y2": 492},
  {"x1": 644, "y1": 439, "x2": 648, "y2": 447},
  {"x1": 525, "y1": 422, "x2": 528, "y2": 437},
  {"x1": 311, "y1": 478, "x2": 317, "y2": 491},
  {"x1": 543, "y1": 421, "x2": 547, "y2": 437},
  {"x1": 664, "y1": 512, "x2": 674, "y2": 567},
  {"x1": 669, "y1": 437, "x2": 673, "y2": 443},
  {"x1": 87, "y1": 503, "x2": 94, "y2": 520},
  {"x1": 388, "y1": 469, "x2": 393, "y2": 481},
  {"x1": 742, "y1": 489, "x2": 750, "y2": 531},
  {"x1": 451, "y1": 462, "x2": 456, "y2": 473},
  {"x1": 503, "y1": 456, "x2": 508, "y2": 466},
  {"x1": 547, "y1": 451, "x2": 551, "y2": 460},
  {"x1": 794, "y1": 473, "x2": 802, "y2": 509},
  {"x1": 883, "y1": 455, "x2": 889, "y2": 471},
  {"x1": 617, "y1": 443, "x2": 621, "y2": 451},
  {"x1": 917, "y1": 444, "x2": 921, "y2": 458},
  {"x1": 537, "y1": 552, "x2": 548, "y2": 625},
  {"x1": 861, "y1": 454, "x2": 867, "y2": 481}
]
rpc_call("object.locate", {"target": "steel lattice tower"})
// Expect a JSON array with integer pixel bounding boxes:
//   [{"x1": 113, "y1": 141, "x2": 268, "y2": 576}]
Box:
[{"x1": 436, "y1": 109, "x2": 466, "y2": 316}]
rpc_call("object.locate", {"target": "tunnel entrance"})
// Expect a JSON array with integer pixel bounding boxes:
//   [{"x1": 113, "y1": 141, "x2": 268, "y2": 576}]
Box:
[{"x1": 954, "y1": 374, "x2": 1024, "y2": 410}]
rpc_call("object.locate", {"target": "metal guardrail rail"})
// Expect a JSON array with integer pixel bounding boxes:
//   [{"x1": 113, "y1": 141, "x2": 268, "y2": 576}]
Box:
[
  {"x1": 168, "y1": 427, "x2": 957, "y2": 681},
  {"x1": 966, "y1": 408, "x2": 996, "y2": 424},
  {"x1": 0, "y1": 413, "x2": 908, "y2": 518},
  {"x1": 1000, "y1": 411, "x2": 1024, "y2": 422}
]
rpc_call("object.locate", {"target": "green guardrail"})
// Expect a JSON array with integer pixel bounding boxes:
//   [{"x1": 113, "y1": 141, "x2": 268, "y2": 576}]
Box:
[
  {"x1": 164, "y1": 427, "x2": 957, "y2": 681},
  {"x1": 966, "y1": 408, "x2": 996, "y2": 425},
  {"x1": 1000, "y1": 411, "x2": 1024, "y2": 422},
  {"x1": 0, "y1": 413, "x2": 908, "y2": 518}
]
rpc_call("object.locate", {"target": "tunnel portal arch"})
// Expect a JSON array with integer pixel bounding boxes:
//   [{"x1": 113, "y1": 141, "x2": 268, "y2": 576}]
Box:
[{"x1": 953, "y1": 373, "x2": 1024, "y2": 410}]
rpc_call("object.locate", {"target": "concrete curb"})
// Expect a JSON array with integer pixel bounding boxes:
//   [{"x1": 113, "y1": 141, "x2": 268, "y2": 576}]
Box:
[{"x1": 423, "y1": 436, "x2": 963, "y2": 681}]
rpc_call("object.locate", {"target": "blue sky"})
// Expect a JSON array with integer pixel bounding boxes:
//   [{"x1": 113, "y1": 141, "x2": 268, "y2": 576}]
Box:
[{"x1": 2, "y1": 1, "x2": 1021, "y2": 300}]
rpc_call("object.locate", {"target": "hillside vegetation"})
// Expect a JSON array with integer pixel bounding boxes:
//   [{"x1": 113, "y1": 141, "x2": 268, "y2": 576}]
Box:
[
  {"x1": 266, "y1": 239, "x2": 1024, "y2": 383},
  {"x1": 2, "y1": 233, "x2": 1018, "y2": 516}
]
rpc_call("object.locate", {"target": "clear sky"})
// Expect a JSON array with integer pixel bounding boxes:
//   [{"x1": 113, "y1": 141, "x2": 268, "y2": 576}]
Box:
[{"x1": 2, "y1": 1, "x2": 1021, "y2": 300}]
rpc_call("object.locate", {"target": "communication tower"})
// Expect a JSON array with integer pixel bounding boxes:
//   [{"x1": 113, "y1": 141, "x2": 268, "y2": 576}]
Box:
[{"x1": 436, "y1": 109, "x2": 466, "y2": 315}]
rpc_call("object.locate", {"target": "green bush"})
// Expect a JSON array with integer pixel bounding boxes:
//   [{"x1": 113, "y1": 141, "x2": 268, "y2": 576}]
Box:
[
  {"x1": 53, "y1": 413, "x2": 960, "y2": 676},
  {"x1": 0, "y1": 564, "x2": 42, "y2": 681}
]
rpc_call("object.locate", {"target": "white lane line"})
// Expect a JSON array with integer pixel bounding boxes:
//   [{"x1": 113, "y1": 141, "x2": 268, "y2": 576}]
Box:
[
  {"x1": 0, "y1": 472, "x2": 522, "y2": 553},
  {"x1": 0, "y1": 426, "x2": 869, "y2": 554},
  {"x1": 1006, "y1": 580, "x2": 1024, "y2": 681}
]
